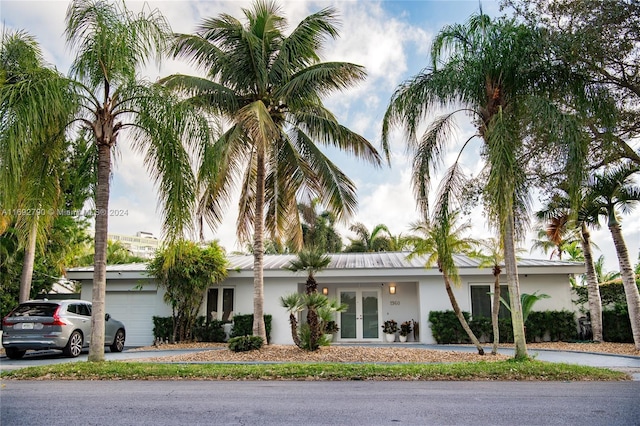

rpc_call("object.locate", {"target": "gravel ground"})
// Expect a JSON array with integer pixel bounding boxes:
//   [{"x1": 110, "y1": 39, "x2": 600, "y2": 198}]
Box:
[{"x1": 130, "y1": 342, "x2": 639, "y2": 364}]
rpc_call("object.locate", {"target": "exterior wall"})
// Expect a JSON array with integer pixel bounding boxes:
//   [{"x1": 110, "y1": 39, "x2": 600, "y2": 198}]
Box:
[{"x1": 417, "y1": 273, "x2": 576, "y2": 344}]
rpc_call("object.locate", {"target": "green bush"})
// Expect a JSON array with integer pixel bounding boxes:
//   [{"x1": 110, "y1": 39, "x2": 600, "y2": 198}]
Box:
[
  {"x1": 228, "y1": 335, "x2": 264, "y2": 352},
  {"x1": 429, "y1": 310, "x2": 578, "y2": 344},
  {"x1": 603, "y1": 306, "x2": 633, "y2": 342},
  {"x1": 152, "y1": 316, "x2": 173, "y2": 342},
  {"x1": 192, "y1": 317, "x2": 227, "y2": 343},
  {"x1": 153, "y1": 316, "x2": 227, "y2": 343},
  {"x1": 428, "y1": 311, "x2": 471, "y2": 344},
  {"x1": 230, "y1": 314, "x2": 272, "y2": 343}
]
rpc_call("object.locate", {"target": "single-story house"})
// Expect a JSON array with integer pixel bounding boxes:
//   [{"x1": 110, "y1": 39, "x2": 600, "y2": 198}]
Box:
[{"x1": 66, "y1": 252, "x2": 585, "y2": 347}]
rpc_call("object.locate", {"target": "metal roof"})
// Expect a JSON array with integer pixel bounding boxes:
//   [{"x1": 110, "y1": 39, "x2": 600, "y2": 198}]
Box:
[{"x1": 66, "y1": 252, "x2": 584, "y2": 273}]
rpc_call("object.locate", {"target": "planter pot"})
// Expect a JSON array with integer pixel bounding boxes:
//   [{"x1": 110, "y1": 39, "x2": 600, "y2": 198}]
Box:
[
  {"x1": 385, "y1": 333, "x2": 396, "y2": 343},
  {"x1": 399, "y1": 335, "x2": 408, "y2": 343}
]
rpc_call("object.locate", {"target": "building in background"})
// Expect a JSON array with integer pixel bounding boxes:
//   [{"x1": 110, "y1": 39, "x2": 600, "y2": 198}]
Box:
[{"x1": 107, "y1": 231, "x2": 161, "y2": 259}]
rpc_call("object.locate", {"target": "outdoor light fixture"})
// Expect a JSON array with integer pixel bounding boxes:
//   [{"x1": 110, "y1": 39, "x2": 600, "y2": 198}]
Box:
[
  {"x1": 322, "y1": 287, "x2": 328, "y2": 295},
  {"x1": 389, "y1": 284, "x2": 396, "y2": 295}
]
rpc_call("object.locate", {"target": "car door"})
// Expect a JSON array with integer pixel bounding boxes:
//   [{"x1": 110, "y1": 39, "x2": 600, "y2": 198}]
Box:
[{"x1": 69, "y1": 303, "x2": 92, "y2": 346}]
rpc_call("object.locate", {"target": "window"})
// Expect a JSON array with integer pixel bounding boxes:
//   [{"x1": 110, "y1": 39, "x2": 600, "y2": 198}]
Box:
[
  {"x1": 470, "y1": 285, "x2": 510, "y2": 319},
  {"x1": 207, "y1": 288, "x2": 234, "y2": 322}
]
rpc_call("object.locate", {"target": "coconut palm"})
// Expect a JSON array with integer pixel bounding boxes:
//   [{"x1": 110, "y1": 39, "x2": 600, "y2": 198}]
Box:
[
  {"x1": 162, "y1": 1, "x2": 381, "y2": 342},
  {"x1": 2, "y1": 1, "x2": 211, "y2": 361},
  {"x1": 381, "y1": 13, "x2": 579, "y2": 359},
  {"x1": 587, "y1": 163, "x2": 640, "y2": 349}
]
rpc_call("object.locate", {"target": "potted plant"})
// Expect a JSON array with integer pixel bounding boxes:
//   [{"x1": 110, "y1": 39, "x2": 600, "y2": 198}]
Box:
[
  {"x1": 399, "y1": 321, "x2": 412, "y2": 342},
  {"x1": 323, "y1": 320, "x2": 339, "y2": 342},
  {"x1": 382, "y1": 320, "x2": 398, "y2": 342}
]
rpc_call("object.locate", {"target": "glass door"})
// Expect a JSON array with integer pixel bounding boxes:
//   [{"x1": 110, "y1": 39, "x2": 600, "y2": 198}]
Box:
[{"x1": 338, "y1": 289, "x2": 381, "y2": 341}]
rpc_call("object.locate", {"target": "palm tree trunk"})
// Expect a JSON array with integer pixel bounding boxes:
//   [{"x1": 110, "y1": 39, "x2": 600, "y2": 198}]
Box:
[
  {"x1": 443, "y1": 272, "x2": 484, "y2": 355},
  {"x1": 503, "y1": 213, "x2": 528, "y2": 360},
  {"x1": 581, "y1": 223, "x2": 603, "y2": 342},
  {"x1": 608, "y1": 222, "x2": 640, "y2": 350},
  {"x1": 18, "y1": 219, "x2": 38, "y2": 303},
  {"x1": 491, "y1": 268, "x2": 501, "y2": 355},
  {"x1": 88, "y1": 143, "x2": 111, "y2": 362},
  {"x1": 288, "y1": 313, "x2": 301, "y2": 348},
  {"x1": 252, "y1": 147, "x2": 267, "y2": 343}
]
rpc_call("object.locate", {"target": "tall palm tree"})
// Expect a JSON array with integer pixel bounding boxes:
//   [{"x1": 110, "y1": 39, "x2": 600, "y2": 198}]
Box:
[
  {"x1": 2, "y1": 1, "x2": 210, "y2": 361},
  {"x1": 469, "y1": 238, "x2": 504, "y2": 355},
  {"x1": 162, "y1": 1, "x2": 381, "y2": 342},
  {"x1": 587, "y1": 163, "x2": 640, "y2": 349},
  {"x1": 382, "y1": 13, "x2": 578, "y2": 359},
  {"x1": 0, "y1": 30, "x2": 73, "y2": 304}
]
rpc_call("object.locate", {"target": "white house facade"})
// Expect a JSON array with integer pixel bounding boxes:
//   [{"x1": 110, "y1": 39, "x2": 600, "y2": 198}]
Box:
[{"x1": 66, "y1": 252, "x2": 585, "y2": 347}]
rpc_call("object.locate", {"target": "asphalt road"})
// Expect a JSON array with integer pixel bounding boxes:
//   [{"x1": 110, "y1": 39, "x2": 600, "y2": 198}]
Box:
[{"x1": 2, "y1": 380, "x2": 639, "y2": 426}]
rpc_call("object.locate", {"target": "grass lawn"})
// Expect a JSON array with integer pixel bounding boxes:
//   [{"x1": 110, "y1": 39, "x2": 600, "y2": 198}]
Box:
[{"x1": 0, "y1": 359, "x2": 629, "y2": 381}]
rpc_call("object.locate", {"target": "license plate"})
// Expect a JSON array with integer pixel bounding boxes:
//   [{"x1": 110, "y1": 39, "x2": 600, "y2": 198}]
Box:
[{"x1": 20, "y1": 322, "x2": 34, "y2": 329}]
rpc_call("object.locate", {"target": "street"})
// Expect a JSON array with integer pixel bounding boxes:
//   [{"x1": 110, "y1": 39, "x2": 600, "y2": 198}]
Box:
[{"x1": 1, "y1": 380, "x2": 639, "y2": 426}]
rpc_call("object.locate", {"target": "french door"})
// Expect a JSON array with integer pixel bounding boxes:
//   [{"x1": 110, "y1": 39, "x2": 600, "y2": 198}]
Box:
[{"x1": 338, "y1": 288, "x2": 381, "y2": 341}]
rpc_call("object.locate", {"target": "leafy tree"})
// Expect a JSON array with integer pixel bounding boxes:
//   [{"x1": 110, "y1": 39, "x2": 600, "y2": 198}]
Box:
[
  {"x1": 586, "y1": 163, "x2": 640, "y2": 349},
  {"x1": 162, "y1": 1, "x2": 381, "y2": 342},
  {"x1": 147, "y1": 240, "x2": 228, "y2": 342},
  {"x1": 505, "y1": 0, "x2": 640, "y2": 166}
]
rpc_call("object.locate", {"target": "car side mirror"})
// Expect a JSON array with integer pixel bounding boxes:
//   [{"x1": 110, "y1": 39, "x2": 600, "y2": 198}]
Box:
[{"x1": 105, "y1": 313, "x2": 111, "y2": 322}]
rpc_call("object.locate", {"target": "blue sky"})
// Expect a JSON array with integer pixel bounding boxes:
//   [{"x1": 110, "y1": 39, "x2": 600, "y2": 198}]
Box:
[{"x1": 2, "y1": 0, "x2": 637, "y2": 271}]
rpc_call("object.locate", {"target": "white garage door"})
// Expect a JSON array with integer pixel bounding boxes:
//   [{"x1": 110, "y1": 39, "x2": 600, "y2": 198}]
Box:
[{"x1": 106, "y1": 291, "x2": 157, "y2": 347}]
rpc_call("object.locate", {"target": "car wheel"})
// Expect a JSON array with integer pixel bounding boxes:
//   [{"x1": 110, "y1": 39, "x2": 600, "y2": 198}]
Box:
[
  {"x1": 5, "y1": 348, "x2": 26, "y2": 359},
  {"x1": 110, "y1": 329, "x2": 125, "y2": 352},
  {"x1": 63, "y1": 330, "x2": 83, "y2": 358}
]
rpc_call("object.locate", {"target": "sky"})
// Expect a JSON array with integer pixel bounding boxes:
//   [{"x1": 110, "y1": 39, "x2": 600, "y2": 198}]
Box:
[{"x1": 1, "y1": 0, "x2": 638, "y2": 272}]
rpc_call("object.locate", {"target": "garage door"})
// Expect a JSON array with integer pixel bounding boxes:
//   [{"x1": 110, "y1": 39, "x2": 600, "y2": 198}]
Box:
[{"x1": 106, "y1": 291, "x2": 157, "y2": 347}]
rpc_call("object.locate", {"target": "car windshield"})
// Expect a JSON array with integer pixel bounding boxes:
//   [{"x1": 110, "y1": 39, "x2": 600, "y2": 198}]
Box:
[{"x1": 10, "y1": 303, "x2": 58, "y2": 317}]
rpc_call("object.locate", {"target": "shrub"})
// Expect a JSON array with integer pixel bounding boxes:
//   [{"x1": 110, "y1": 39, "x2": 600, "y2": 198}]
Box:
[
  {"x1": 603, "y1": 306, "x2": 633, "y2": 342},
  {"x1": 230, "y1": 314, "x2": 272, "y2": 343},
  {"x1": 192, "y1": 318, "x2": 227, "y2": 343},
  {"x1": 428, "y1": 311, "x2": 471, "y2": 344},
  {"x1": 152, "y1": 316, "x2": 173, "y2": 342},
  {"x1": 228, "y1": 335, "x2": 264, "y2": 352}
]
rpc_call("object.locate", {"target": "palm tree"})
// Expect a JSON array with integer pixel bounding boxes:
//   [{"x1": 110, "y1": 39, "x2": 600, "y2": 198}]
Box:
[
  {"x1": 530, "y1": 216, "x2": 581, "y2": 260},
  {"x1": 162, "y1": 1, "x2": 381, "y2": 342},
  {"x1": 285, "y1": 248, "x2": 330, "y2": 349},
  {"x1": 344, "y1": 222, "x2": 392, "y2": 252},
  {"x1": 407, "y1": 163, "x2": 484, "y2": 355},
  {"x1": 2, "y1": 1, "x2": 210, "y2": 361},
  {"x1": 382, "y1": 13, "x2": 577, "y2": 359},
  {"x1": 537, "y1": 191, "x2": 604, "y2": 342},
  {"x1": 587, "y1": 163, "x2": 640, "y2": 349},
  {"x1": 0, "y1": 30, "x2": 73, "y2": 304},
  {"x1": 469, "y1": 238, "x2": 504, "y2": 355}
]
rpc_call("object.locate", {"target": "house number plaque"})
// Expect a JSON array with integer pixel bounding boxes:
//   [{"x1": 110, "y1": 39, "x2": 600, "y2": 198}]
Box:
[{"x1": 390, "y1": 300, "x2": 401, "y2": 306}]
